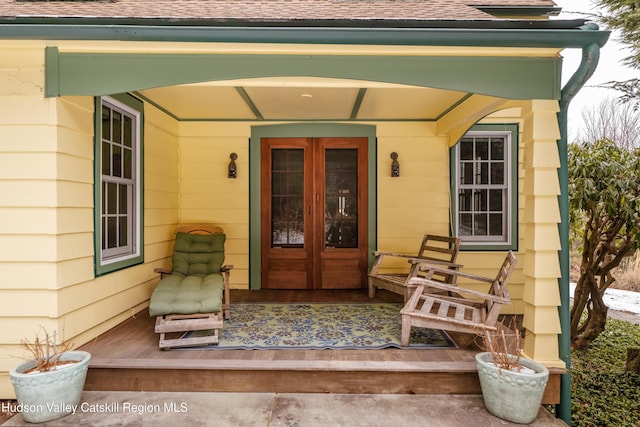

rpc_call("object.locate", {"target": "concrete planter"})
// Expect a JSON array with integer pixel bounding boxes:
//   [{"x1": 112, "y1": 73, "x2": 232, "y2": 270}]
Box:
[
  {"x1": 9, "y1": 350, "x2": 91, "y2": 423},
  {"x1": 475, "y1": 352, "x2": 549, "y2": 424}
]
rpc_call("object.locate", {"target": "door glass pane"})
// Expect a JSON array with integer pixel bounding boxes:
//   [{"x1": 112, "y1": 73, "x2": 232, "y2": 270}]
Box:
[
  {"x1": 325, "y1": 149, "x2": 358, "y2": 248},
  {"x1": 271, "y1": 149, "x2": 304, "y2": 247}
]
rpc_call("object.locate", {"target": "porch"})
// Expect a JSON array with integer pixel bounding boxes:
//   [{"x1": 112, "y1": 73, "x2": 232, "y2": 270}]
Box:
[{"x1": 79, "y1": 289, "x2": 563, "y2": 404}]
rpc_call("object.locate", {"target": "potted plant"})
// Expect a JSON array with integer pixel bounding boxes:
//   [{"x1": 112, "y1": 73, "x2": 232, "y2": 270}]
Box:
[
  {"x1": 9, "y1": 328, "x2": 91, "y2": 423},
  {"x1": 475, "y1": 318, "x2": 550, "y2": 424}
]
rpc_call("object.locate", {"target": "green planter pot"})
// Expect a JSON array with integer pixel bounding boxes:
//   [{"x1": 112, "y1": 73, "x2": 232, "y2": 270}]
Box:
[
  {"x1": 475, "y1": 352, "x2": 549, "y2": 424},
  {"x1": 9, "y1": 350, "x2": 91, "y2": 423}
]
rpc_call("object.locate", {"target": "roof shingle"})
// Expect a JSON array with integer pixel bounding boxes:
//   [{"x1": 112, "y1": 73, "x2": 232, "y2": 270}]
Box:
[{"x1": 0, "y1": 0, "x2": 557, "y2": 21}]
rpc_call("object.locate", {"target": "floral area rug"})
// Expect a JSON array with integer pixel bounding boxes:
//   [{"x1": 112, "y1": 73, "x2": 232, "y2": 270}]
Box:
[{"x1": 182, "y1": 303, "x2": 456, "y2": 350}]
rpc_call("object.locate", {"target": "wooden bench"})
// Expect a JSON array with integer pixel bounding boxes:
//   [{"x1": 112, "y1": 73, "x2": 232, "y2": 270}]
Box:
[
  {"x1": 400, "y1": 251, "x2": 516, "y2": 346},
  {"x1": 368, "y1": 234, "x2": 461, "y2": 302}
]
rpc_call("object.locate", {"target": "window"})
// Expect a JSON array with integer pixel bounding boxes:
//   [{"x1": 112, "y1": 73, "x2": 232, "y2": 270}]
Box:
[
  {"x1": 94, "y1": 94, "x2": 144, "y2": 275},
  {"x1": 451, "y1": 125, "x2": 517, "y2": 250}
]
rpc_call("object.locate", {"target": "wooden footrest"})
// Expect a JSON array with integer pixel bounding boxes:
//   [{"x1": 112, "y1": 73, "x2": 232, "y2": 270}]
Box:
[{"x1": 155, "y1": 313, "x2": 223, "y2": 349}]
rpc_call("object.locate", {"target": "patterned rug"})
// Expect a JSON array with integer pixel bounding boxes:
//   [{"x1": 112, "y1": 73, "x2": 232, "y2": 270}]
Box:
[{"x1": 182, "y1": 303, "x2": 456, "y2": 350}]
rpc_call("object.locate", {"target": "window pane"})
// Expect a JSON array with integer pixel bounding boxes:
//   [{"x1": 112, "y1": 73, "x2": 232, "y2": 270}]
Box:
[
  {"x1": 102, "y1": 142, "x2": 111, "y2": 175},
  {"x1": 461, "y1": 162, "x2": 474, "y2": 185},
  {"x1": 459, "y1": 189, "x2": 472, "y2": 212},
  {"x1": 119, "y1": 184, "x2": 128, "y2": 214},
  {"x1": 112, "y1": 111, "x2": 122, "y2": 144},
  {"x1": 491, "y1": 138, "x2": 504, "y2": 160},
  {"x1": 459, "y1": 213, "x2": 472, "y2": 236},
  {"x1": 107, "y1": 182, "x2": 117, "y2": 214},
  {"x1": 475, "y1": 138, "x2": 489, "y2": 160},
  {"x1": 490, "y1": 162, "x2": 504, "y2": 185},
  {"x1": 489, "y1": 214, "x2": 503, "y2": 236},
  {"x1": 489, "y1": 189, "x2": 503, "y2": 211},
  {"x1": 123, "y1": 148, "x2": 132, "y2": 179},
  {"x1": 460, "y1": 139, "x2": 474, "y2": 160},
  {"x1": 123, "y1": 116, "x2": 132, "y2": 148},
  {"x1": 474, "y1": 189, "x2": 487, "y2": 211},
  {"x1": 477, "y1": 162, "x2": 488, "y2": 185},
  {"x1": 101, "y1": 217, "x2": 106, "y2": 250},
  {"x1": 474, "y1": 213, "x2": 488, "y2": 236},
  {"x1": 112, "y1": 145, "x2": 122, "y2": 177},
  {"x1": 102, "y1": 106, "x2": 111, "y2": 140},
  {"x1": 119, "y1": 217, "x2": 128, "y2": 246},
  {"x1": 107, "y1": 217, "x2": 118, "y2": 248}
]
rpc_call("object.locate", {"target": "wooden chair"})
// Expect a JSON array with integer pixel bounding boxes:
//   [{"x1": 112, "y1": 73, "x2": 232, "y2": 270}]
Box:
[
  {"x1": 368, "y1": 234, "x2": 462, "y2": 302},
  {"x1": 400, "y1": 251, "x2": 516, "y2": 346},
  {"x1": 149, "y1": 224, "x2": 233, "y2": 349}
]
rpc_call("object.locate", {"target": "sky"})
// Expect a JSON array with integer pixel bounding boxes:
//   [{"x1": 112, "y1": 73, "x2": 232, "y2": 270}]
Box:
[{"x1": 554, "y1": 0, "x2": 640, "y2": 140}]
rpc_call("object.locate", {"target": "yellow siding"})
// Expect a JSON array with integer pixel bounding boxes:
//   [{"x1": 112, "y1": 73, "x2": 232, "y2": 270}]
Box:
[
  {"x1": 178, "y1": 121, "x2": 251, "y2": 287},
  {"x1": 375, "y1": 122, "x2": 451, "y2": 251},
  {"x1": 0, "y1": 43, "x2": 181, "y2": 396}
]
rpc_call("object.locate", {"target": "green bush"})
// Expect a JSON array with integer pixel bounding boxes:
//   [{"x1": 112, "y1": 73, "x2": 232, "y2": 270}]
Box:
[{"x1": 572, "y1": 318, "x2": 640, "y2": 426}]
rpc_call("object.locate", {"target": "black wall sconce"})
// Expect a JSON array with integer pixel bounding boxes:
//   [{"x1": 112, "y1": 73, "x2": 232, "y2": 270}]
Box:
[
  {"x1": 228, "y1": 153, "x2": 238, "y2": 178},
  {"x1": 390, "y1": 152, "x2": 400, "y2": 177}
]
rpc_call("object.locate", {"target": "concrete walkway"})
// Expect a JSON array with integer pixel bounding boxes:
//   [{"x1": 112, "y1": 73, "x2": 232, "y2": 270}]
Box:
[{"x1": 2, "y1": 391, "x2": 566, "y2": 426}]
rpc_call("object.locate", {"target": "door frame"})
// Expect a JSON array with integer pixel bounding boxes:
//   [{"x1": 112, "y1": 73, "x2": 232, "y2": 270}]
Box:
[{"x1": 249, "y1": 123, "x2": 377, "y2": 290}]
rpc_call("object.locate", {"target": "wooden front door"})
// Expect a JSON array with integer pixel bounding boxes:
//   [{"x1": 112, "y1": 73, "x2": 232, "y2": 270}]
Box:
[{"x1": 261, "y1": 137, "x2": 368, "y2": 289}]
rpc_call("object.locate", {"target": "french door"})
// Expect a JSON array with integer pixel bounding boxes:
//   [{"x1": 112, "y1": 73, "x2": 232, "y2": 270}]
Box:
[{"x1": 261, "y1": 137, "x2": 368, "y2": 289}]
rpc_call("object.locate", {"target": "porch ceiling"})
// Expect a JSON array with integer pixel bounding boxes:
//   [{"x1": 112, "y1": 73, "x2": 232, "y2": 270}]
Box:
[{"x1": 137, "y1": 77, "x2": 468, "y2": 121}]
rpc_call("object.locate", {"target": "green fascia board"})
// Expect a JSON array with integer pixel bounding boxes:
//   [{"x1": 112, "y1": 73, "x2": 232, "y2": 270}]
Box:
[
  {"x1": 1, "y1": 24, "x2": 608, "y2": 49},
  {"x1": 46, "y1": 50, "x2": 561, "y2": 100}
]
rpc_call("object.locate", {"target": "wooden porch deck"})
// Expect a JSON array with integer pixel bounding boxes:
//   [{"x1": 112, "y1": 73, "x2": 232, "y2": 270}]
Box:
[{"x1": 79, "y1": 289, "x2": 562, "y2": 403}]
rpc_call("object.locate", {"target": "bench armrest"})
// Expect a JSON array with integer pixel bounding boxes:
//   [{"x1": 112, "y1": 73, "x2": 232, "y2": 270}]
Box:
[
  {"x1": 407, "y1": 279, "x2": 511, "y2": 304},
  {"x1": 408, "y1": 258, "x2": 463, "y2": 269}
]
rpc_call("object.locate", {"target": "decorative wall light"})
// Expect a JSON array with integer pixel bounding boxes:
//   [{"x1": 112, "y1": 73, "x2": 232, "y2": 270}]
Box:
[
  {"x1": 390, "y1": 152, "x2": 400, "y2": 177},
  {"x1": 228, "y1": 153, "x2": 238, "y2": 178}
]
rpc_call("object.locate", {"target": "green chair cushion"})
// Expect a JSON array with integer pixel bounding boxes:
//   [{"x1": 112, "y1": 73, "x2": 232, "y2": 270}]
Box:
[
  {"x1": 149, "y1": 231, "x2": 226, "y2": 317},
  {"x1": 172, "y1": 232, "x2": 225, "y2": 276},
  {"x1": 149, "y1": 273, "x2": 223, "y2": 316}
]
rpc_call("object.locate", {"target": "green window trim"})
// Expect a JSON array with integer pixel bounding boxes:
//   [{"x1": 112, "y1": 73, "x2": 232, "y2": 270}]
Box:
[
  {"x1": 94, "y1": 93, "x2": 145, "y2": 276},
  {"x1": 450, "y1": 123, "x2": 518, "y2": 251}
]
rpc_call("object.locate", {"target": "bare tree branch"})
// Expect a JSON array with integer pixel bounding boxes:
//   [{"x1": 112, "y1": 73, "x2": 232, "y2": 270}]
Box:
[{"x1": 575, "y1": 96, "x2": 640, "y2": 149}]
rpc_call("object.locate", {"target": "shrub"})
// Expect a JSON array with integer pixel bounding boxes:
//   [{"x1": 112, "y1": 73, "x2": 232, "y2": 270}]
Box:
[{"x1": 572, "y1": 318, "x2": 640, "y2": 426}]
